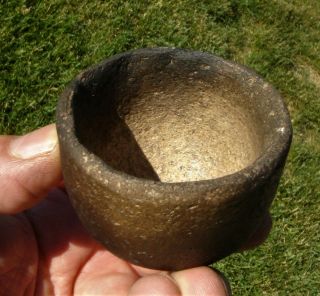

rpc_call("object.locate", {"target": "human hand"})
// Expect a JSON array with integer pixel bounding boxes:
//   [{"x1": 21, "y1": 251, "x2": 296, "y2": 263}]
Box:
[{"x1": 0, "y1": 125, "x2": 271, "y2": 295}]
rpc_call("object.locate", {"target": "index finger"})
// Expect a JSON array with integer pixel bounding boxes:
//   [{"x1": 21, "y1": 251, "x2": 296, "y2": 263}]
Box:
[{"x1": 0, "y1": 124, "x2": 61, "y2": 214}]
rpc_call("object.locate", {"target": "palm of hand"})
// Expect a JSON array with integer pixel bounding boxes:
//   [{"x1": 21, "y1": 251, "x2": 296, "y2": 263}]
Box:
[
  {"x1": 0, "y1": 188, "x2": 220, "y2": 295},
  {"x1": 0, "y1": 125, "x2": 273, "y2": 295}
]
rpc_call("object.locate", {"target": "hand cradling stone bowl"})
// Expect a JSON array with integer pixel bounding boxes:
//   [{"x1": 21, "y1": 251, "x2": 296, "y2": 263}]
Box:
[{"x1": 56, "y1": 48, "x2": 292, "y2": 271}]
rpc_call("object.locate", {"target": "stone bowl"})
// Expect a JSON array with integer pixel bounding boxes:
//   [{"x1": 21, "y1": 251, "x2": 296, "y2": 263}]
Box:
[{"x1": 56, "y1": 48, "x2": 292, "y2": 271}]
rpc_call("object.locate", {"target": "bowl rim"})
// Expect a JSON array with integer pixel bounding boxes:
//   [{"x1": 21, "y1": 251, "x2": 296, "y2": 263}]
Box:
[{"x1": 56, "y1": 47, "x2": 292, "y2": 193}]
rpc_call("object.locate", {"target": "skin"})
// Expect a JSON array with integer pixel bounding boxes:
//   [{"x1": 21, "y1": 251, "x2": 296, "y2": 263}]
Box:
[{"x1": 0, "y1": 124, "x2": 271, "y2": 295}]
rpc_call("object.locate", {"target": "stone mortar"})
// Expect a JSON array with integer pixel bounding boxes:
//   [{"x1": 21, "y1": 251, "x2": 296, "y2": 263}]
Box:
[{"x1": 56, "y1": 47, "x2": 292, "y2": 271}]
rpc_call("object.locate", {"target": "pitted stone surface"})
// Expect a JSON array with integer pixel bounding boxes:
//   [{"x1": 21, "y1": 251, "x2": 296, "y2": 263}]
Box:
[{"x1": 56, "y1": 48, "x2": 292, "y2": 270}]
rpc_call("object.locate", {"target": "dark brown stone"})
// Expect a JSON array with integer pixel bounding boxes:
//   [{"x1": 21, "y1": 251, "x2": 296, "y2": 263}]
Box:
[{"x1": 56, "y1": 48, "x2": 292, "y2": 271}]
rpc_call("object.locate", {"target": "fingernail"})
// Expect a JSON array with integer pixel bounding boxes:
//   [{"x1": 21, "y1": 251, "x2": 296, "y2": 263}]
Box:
[{"x1": 10, "y1": 125, "x2": 58, "y2": 159}]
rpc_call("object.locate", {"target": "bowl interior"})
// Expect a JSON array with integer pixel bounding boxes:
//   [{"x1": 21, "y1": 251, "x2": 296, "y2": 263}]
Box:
[{"x1": 73, "y1": 51, "x2": 267, "y2": 182}]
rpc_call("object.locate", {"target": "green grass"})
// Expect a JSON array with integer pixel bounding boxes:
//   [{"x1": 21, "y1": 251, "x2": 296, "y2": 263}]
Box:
[{"x1": 1, "y1": 0, "x2": 319, "y2": 294}]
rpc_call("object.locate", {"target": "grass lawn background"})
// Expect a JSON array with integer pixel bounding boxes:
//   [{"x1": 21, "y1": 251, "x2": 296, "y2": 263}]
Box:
[{"x1": 1, "y1": 0, "x2": 319, "y2": 294}]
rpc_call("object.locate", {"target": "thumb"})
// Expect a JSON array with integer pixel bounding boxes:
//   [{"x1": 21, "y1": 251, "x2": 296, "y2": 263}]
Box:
[{"x1": 0, "y1": 124, "x2": 61, "y2": 214}]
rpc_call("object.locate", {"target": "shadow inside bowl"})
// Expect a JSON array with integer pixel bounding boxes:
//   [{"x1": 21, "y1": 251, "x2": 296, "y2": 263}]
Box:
[{"x1": 72, "y1": 52, "x2": 265, "y2": 183}]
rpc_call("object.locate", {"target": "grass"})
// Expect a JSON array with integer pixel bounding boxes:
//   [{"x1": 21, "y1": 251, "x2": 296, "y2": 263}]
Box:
[{"x1": 1, "y1": 0, "x2": 319, "y2": 294}]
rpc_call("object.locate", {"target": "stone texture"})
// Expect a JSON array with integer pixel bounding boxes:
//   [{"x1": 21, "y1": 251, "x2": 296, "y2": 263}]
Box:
[{"x1": 56, "y1": 48, "x2": 292, "y2": 271}]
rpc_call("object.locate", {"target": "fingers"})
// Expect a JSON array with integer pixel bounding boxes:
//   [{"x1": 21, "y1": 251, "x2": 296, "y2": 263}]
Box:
[
  {"x1": 0, "y1": 124, "x2": 61, "y2": 214},
  {"x1": 171, "y1": 267, "x2": 230, "y2": 296},
  {"x1": 76, "y1": 273, "x2": 139, "y2": 296},
  {"x1": 128, "y1": 267, "x2": 230, "y2": 296},
  {"x1": 128, "y1": 273, "x2": 181, "y2": 295},
  {"x1": 127, "y1": 211, "x2": 272, "y2": 296}
]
